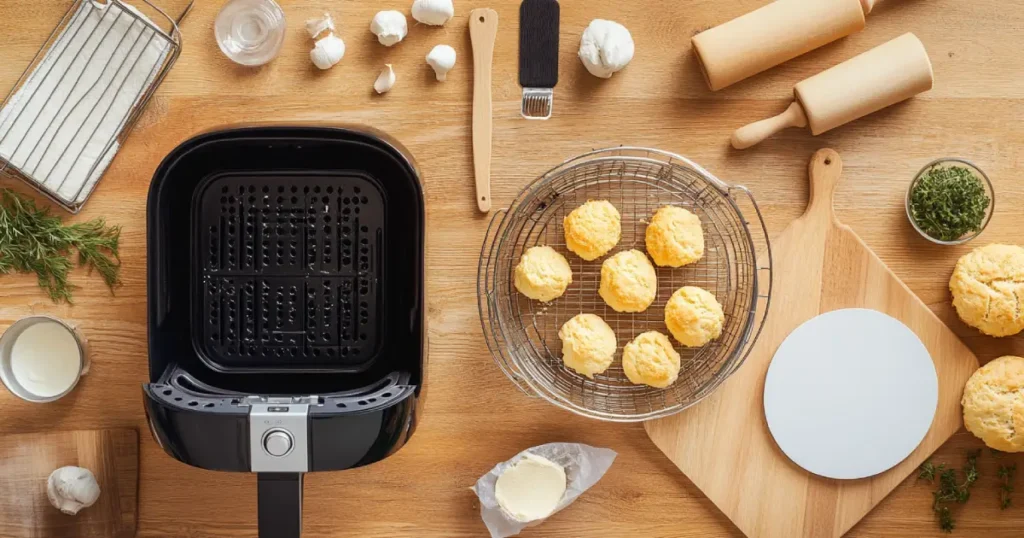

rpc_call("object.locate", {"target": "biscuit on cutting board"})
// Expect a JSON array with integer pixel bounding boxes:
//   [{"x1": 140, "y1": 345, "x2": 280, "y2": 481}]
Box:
[
  {"x1": 962, "y1": 356, "x2": 1024, "y2": 452},
  {"x1": 558, "y1": 313, "x2": 617, "y2": 378},
  {"x1": 563, "y1": 200, "x2": 621, "y2": 261},
  {"x1": 949, "y1": 243, "x2": 1024, "y2": 337},
  {"x1": 514, "y1": 246, "x2": 573, "y2": 302}
]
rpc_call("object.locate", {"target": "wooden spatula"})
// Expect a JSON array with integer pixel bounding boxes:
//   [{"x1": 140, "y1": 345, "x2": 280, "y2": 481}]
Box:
[
  {"x1": 645, "y1": 149, "x2": 979, "y2": 538},
  {"x1": 470, "y1": 8, "x2": 498, "y2": 213}
]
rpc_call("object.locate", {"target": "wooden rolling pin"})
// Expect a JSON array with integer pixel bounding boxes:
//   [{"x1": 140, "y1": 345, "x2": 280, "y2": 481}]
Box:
[
  {"x1": 732, "y1": 33, "x2": 933, "y2": 150},
  {"x1": 693, "y1": 0, "x2": 878, "y2": 91}
]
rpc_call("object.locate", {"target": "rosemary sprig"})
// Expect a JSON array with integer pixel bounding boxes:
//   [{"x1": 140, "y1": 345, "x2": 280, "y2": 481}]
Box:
[
  {"x1": 0, "y1": 189, "x2": 121, "y2": 303},
  {"x1": 909, "y1": 164, "x2": 990, "y2": 242},
  {"x1": 998, "y1": 463, "x2": 1016, "y2": 509}
]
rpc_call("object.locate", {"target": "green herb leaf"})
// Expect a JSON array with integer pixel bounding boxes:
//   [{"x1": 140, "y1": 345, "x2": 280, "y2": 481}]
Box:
[
  {"x1": 920, "y1": 461, "x2": 938, "y2": 481},
  {"x1": 938, "y1": 506, "x2": 955, "y2": 533},
  {"x1": 0, "y1": 189, "x2": 121, "y2": 303},
  {"x1": 909, "y1": 164, "x2": 990, "y2": 242},
  {"x1": 999, "y1": 463, "x2": 1016, "y2": 510}
]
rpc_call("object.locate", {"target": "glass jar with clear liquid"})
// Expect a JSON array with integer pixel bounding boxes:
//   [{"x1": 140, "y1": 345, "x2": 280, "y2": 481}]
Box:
[{"x1": 215, "y1": 0, "x2": 286, "y2": 66}]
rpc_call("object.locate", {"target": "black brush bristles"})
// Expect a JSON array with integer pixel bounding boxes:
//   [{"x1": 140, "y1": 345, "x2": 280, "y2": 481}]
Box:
[{"x1": 519, "y1": 0, "x2": 559, "y2": 88}]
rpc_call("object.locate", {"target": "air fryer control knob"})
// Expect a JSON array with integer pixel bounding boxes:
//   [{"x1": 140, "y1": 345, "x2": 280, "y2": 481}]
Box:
[{"x1": 263, "y1": 429, "x2": 294, "y2": 457}]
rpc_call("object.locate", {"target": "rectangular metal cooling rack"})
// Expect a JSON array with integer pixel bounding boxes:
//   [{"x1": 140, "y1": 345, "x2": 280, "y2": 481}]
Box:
[{"x1": 0, "y1": 0, "x2": 193, "y2": 212}]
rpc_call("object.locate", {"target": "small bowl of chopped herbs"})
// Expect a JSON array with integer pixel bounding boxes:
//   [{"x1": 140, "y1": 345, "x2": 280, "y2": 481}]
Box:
[{"x1": 906, "y1": 158, "x2": 993, "y2": 245}]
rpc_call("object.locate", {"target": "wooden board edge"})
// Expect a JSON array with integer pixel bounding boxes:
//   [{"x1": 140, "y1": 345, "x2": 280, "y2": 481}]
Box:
[{"x1": 110, "y1": 428, "x2": 140, "y2": 538}]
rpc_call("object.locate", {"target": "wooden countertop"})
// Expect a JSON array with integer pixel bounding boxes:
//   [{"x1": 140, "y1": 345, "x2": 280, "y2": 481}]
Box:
[{"x1": 2, "y1": 0, "x2": 1023, "y2": 536}]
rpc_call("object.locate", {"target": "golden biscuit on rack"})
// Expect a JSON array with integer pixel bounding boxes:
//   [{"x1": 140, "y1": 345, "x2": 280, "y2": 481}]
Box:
[
  {"x1": 558, "y1": 313, "x2": 617, "y2": 378},
  {"x1": 513, "y1": 246, "x2": 573, "y2": 302},
  {"x1": 622, "y1": 331, "x2": 681, "y2": 388},
  {"x1": 664, "y1": 286, "x2": 724, "y2": 347},
  {"x1": 599, "y1": 250, "x2": 658, "y2": 313},
  {"x1": 949, "y1": 243, "x2": 1024, "y2": 337},
  {"x1": 962, "y1": 355, "x2": 1024, "y2": 452},
  {"x1": 645, "y1": 206, "x2": 704, "y2": 268},
  {"x1": 563, "y1": 200, "x2": 621, "y2": 261}
]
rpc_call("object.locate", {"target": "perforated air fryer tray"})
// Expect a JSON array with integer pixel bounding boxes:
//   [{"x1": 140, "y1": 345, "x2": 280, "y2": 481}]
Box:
[
  {"x1": 148, "y1": 126, "x2": 425, "y2": 389},
  {"x1": 194, "y1": 172, "x2": 383, "y2": 372}
]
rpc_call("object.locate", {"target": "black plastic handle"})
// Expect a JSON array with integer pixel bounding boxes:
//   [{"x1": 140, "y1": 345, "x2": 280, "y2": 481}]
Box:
[
  {"x1": 518, "y1": 0, "x2": 559, "y2": 88},
  {"x1": 258, "y1": 473, "x2": 303, "y2": 538}
]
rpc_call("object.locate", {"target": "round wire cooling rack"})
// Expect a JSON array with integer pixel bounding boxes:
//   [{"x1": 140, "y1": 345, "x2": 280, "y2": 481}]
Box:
[{"x1": 478, "y1": 147, "x2": 773, "y2": 422}]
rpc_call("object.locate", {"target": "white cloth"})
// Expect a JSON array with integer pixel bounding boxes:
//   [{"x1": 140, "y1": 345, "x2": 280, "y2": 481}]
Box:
[{"x1": 0, "y1": 0, "x2": 170, "y2": 207}]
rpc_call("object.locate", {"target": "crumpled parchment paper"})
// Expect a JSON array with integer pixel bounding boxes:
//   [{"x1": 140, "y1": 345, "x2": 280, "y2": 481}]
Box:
[{"x1": 471, "y1": 443, "x2": 617, "y2": 538}]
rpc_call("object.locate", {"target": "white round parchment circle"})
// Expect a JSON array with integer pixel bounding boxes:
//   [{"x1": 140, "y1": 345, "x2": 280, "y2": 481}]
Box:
[{"x1": 763, "y1": 308, "x2": 938, "y2": 480}]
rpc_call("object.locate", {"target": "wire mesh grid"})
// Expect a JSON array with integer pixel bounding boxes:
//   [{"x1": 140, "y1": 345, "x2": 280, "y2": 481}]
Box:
[
  {"x1": 0, "y1": 0, "x2": 193, "y2": 213},
  {"x1": 478, "y1": 147, "x2": 773, "y2": 421}
]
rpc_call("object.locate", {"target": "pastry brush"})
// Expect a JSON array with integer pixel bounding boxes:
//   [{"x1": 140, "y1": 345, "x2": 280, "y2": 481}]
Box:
[{"x1": 519, "y1": 0, "x2": 559, "y2": 120}]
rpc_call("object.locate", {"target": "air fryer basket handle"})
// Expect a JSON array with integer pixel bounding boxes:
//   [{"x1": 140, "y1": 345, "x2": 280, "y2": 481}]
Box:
[{"x1": 258, "y1": 473, "x2": 303, "y2": 538}]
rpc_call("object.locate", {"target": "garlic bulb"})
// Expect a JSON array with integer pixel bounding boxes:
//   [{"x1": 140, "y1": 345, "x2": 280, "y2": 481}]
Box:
[
  {"x1": 578, "y1": 19, "x2": 635, "y2": 79},
  {"x1": 374, "y1": 64, "x2": 397, "y2": 94},
  {"x1": 370, "y1": 11, "x2": 408, "y2": 47},
  {"x1": 47, "y1": 466, "x2": 100, "y2": 515},
  {"x1": 411, "y1": 0, "x2": 454, "y2": 26},
  {"x1": 426, "y1": 44, "x2": 456, "y2": 81},
  {"x1": 306, "y1": 13, "x2": 335, "y2": 40},
  {"x1": 310, "y1": 35, "x2": 346, "y2": 70}
]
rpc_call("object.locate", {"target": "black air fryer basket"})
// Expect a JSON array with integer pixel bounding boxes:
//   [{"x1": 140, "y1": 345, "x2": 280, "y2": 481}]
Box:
[{"x1": 144, "y1": 126, "x2": 425, "y2": 538}]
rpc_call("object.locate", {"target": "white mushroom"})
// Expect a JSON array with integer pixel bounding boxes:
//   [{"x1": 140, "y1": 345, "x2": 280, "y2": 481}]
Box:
[
  {"x1": 47, "y1": 466, "x2": 100, "y2": 516},
  {"x1": 411, "y1": 0, "x2": 454, "y2": 26},
  {"x1": 426, "y1": 44, "x2": 457, "y2": 81},
  {"x1": 310, "y1": 34, "x2": 346, "y2": 70},
  {"x1": 305, "y1": 13, "x2": 335, "y2": 40},
  {"x1": 370, "y1": 11, "x2": 408, "y2": 47},
  {"x1": 578, "y1": 19, "x2": 635, "y2": 79},
  {"x1": 374, "y1": 64, "x2": 397, "y2": 94}
]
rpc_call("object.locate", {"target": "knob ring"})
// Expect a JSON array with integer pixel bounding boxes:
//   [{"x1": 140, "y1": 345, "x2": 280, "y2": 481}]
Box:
[{"x1": 261, "y1": 428, "x2": 295, "y2": 458}]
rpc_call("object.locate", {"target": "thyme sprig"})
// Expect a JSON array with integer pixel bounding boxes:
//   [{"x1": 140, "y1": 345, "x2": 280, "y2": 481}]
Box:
[
  {"x1": 998, "y1": 463, "x2": 1016, "y2": 510},
  {"x1": 919, "y1": 451, "x2": 980, "y2": 533}
]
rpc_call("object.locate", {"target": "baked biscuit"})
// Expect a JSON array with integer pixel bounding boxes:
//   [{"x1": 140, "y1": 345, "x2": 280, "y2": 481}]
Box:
[
  {"x1": 664, "y1": 286, "x2": 724, "y2": 347},
  {"x1": 558, "y1": 313, "x2": 617, "y2": 378},
  {"x1": 514, "y1": 246, "x2": 572, "y2": 302}
]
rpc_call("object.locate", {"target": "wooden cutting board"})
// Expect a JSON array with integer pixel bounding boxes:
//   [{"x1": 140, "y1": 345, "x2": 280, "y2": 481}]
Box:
[
  {"x1": 645, "y1": 149, "x2": 980, "y2": 538},
  {"x1": 0, "y1": 429, "x2": 138, "y2": 538}
]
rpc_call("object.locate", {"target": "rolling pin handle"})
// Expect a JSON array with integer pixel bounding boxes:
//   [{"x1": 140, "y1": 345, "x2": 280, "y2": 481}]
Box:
[
  {"x1": 860, "y1": 0, "x2": 878, "y2": 14},
  {"x1": 731, "y1": 101, "x2": 808, "y2": 150}
]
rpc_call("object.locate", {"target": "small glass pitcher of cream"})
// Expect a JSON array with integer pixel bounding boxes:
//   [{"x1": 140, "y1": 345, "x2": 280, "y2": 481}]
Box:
[{"x1": 0, "y1": 316, "x2": 88, "y2": 403}]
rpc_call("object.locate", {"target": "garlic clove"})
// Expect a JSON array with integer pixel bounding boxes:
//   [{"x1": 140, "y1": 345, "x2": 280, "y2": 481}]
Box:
[
  {"x1": 411, "y1": 0, "x2": 454, "y2": 26},
  {"x1": 374, "y1": 64, "x2": 397, "y2": 94},
  {"x1": 426, "y1": 44, "x2": 457, "y2": 81},
  {"x1": 306, "y1": 13, "x2": 335, "y2": 40},
  {"x1": 310, "y1": 35, "x2": 346, "y2": 70},
  {"x1": 47, "y1": 466, "x2": 100, "y2": 516},
  {"x1": 370, "y1": 10, "x2": 408, "y2": 47},
  {"x1": 578, "y1": 19, "x2": 635, "y2": 79}
]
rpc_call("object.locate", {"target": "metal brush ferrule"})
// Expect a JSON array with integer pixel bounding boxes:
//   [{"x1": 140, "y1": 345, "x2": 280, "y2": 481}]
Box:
[{"x1": 520, "y1": 88, "x2": 553, "y2": 120}]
